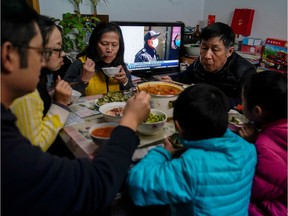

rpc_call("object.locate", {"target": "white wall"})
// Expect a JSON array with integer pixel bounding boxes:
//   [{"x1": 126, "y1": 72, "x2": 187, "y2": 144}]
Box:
[
  {"x1": 203, "y1": 0, "x2": 287, "y2": 40},
  {"x1": 39, "y1": 0, "x2": 287, "y2": 41},
  {"x1": 39, "y1": 0, "x2": 204, "y2": 27}
]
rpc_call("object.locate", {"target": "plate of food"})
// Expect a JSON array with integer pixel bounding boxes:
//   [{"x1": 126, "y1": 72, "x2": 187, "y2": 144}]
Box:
[{"x1": 95, "y1": 91, "x2": 133, "y2": 107}]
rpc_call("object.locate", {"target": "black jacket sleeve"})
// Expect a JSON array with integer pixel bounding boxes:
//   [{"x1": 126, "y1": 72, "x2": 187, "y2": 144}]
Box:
[
  {"x1": 63, "y1": 59, "x2": 87, "y2": 95},
  {"x1": 2, "y1": 106, "x2": 139, "y2": 216},
  {"x1": 120, "y1": 63, "x2": 134, "y2": 90}
]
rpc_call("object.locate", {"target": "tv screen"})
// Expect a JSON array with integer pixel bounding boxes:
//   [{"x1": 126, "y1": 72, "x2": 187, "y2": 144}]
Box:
[{"x1": 114, "y1": 21, "x2": 185, "y2": 79}]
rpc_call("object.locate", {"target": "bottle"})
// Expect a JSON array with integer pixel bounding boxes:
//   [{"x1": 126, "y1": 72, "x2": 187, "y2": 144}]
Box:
[{"x1": 192, "y1": 25, "x2": 201, "y2": 43}]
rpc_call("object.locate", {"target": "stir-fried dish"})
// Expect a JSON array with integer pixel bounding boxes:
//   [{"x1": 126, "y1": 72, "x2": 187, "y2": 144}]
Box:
[{"x1": 139, "y1": 84, "x2": 182, "y2": 96}]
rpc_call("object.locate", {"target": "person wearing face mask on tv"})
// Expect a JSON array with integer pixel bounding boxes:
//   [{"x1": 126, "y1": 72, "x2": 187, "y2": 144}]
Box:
[
  {"x1": 169, "y1": 33, "x2": 181, "y2": 60},
  {"x1": 134, "y1": 30, "x2": 161, "y2": 62}
]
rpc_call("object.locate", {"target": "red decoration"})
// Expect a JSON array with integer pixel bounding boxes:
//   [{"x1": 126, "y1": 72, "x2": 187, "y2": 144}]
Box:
[
  {"x1": 207, "y1": 15, "x2": 216, "y2": 26},
  {"x1": 231, "y1": 9, "x2": 255, "y2": 36}
]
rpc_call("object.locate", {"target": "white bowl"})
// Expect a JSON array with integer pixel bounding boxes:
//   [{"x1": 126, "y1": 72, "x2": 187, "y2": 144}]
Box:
[
  {"x1": 89, "y1": 122, "x2": 118, "y2": 146},
  {"x1": 98, "y1": 102, "x2": 126, "y2": 123},
  {"x1": 70, "y1": 90, "x2": 82, "y2": 103},
  {"x1": 184, "y1": 44, "x2": 200, "y2": 56},
  {"x1": 228, "y1": 110, "x2": 248, "y2": 132},
  {"x1": 102, "y1": 67, "x2": 120, "y2": 77},
  {"x1": 137, "y1": 109, "x2": 167, "y2": 136}
]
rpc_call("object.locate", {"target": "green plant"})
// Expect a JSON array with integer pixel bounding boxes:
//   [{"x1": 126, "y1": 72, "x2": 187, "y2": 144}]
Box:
[{"x1": 58, "y1": 11, "x2": 99, "y2": 51}]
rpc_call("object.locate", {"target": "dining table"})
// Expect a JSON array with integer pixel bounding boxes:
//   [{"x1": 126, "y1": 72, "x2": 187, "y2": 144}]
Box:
[
  {"x1": 58, "y1": 92, "x2": 176, "y2": 215},
  {"x1": 59, "y1": 94, "x2": 176, "y2": 160}
]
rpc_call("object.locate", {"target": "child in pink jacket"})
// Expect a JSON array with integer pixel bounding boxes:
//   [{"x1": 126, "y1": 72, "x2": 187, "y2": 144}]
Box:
[{"x1": 239, "y1": 71, "x2": 287, "y2": 216}]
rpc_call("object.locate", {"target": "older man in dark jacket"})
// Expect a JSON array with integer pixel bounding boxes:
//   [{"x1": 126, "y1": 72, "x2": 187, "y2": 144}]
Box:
[{"x1": 161, "y1": 22, "x2": 256, "y2": 107}]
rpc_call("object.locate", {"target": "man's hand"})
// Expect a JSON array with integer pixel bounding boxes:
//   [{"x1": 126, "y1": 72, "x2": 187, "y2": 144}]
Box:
[
  {"x1": 160, "y1": 75, "x2": 172, "y2": 81},
  {"x1": 120, "y1": 91, "x2": 151, "y2": 131}
]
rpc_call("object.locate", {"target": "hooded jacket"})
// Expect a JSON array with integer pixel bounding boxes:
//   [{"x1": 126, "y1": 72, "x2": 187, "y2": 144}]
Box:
[
  {"x1": 249, "y1": 118, "x2": 287, "y2": 216},
  {"x1": 127, "y1": 129, "x2": 257, "y2": 216}
]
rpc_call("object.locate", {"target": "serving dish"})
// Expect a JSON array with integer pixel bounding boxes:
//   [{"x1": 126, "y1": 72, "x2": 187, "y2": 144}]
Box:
[
  {"x1": 95, "y1": 91, "x2": 133, "y2": 107},
  {"x1": 137, "y1": 81, "x2": 184, "y2": 118}
]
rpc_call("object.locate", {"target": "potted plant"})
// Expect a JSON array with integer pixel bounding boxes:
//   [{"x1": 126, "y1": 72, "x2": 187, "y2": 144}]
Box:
[
  {"x1": 57, "y1": 0, "x2": 110, "y2": 57},
  {"x1": 58, "y1": 11, "x2": 99, "y2": 52}
]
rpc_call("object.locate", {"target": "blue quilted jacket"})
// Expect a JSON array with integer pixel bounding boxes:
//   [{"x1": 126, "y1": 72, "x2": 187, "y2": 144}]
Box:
[{"x1": 127, "y1": 130, "x2": 257, "y2": 216}]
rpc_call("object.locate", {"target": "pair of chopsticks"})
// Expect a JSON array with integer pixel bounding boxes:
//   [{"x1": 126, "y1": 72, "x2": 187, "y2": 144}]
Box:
[
  {"x1": 162, "y1": 80, "x2": 189, "y2": 88},
  {"x1": 68, "y1": 81, "x2": 83, "y2": 86},
  {"x1": 153, "y1": 75, "x2": 189, "y2": 88}
]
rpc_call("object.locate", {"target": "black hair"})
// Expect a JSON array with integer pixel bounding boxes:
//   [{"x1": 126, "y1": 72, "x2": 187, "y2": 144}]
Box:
[
  {"x1": 38, "y1": 15, "x2": 62, "y2": 61},
  {"x1": 38, "y1": 15, "x2": 62, "y2": 47},
  {"x1": 173, "y1": 83, "x2": 230, "y2": 140},
  {"x1": 200, "y1": 22, "x2": 235, "y2": 48},
  {"x1": 242, "y1": 71, "x2": 287, "y2": 122},
  {"x1": 77, "y1": 22, "x2": 125, "y2": 67},
  {"x1": 2, "y1": 0, "x2": 39, "y2": 68}
]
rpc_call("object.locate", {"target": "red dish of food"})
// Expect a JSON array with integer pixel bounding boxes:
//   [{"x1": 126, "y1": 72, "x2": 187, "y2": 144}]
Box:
[{"x1": 91, "y1": 126, "x2": 115, "y2": 138}]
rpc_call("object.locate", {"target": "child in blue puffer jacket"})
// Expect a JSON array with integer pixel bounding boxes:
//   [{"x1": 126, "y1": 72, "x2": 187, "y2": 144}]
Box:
[{"x1": 127, "y1": 83, "x2": 257, "y2": 216}]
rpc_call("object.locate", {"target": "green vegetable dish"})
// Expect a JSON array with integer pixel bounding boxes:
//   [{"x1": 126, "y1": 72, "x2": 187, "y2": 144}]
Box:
[
  {"x1": 230, "y1": 116, "x2": 240, "y2": 124},
  {"x1": 96, "y1": 91, "x2": 132, "y2": 106},
  {"x1": 144, "y1": 113, "x2": 166, "y2": 123}
]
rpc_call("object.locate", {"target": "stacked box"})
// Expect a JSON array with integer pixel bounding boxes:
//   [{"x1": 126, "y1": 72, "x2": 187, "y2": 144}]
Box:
[
  {"x1": 240, "y1": 37, "x2": 263, "y2": 56},
  {"x1": 241, "y1": 45, "x2": 263, "y2": 56},
  {"x1": 242, "y1": 37, "x2": 262, "y2": 46},
  {"x1": 260, "y1": 38, "x2": 287, "y2": 73}
]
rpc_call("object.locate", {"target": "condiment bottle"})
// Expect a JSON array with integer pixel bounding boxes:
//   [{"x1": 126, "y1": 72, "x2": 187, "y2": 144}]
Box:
[{"x1": 192, "y1": 25, "x2": 201, "y2": 40}]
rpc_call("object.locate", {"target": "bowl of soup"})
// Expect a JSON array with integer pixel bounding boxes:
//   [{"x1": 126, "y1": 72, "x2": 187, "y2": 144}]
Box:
[
  {"x1": 137, "y1": 81, "x2": 184, "y2": 119},
  {"x1": 89, "y1": 122, "x2": 118, "y2": 146}
]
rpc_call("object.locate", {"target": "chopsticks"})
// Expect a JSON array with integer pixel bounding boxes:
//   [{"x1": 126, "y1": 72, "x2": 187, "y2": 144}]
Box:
[
  {"x1": 68, "y1": 81, "x2": 83, "y2": 86},
  {"x1": 162, "y1": 80, "x2": 189, "y2": 88},
  {"x1": 153, "y1": 75, "x2": 189, "y2": 88}
]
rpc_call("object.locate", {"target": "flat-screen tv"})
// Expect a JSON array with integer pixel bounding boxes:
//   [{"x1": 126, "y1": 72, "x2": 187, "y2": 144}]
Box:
[{"x1": 114, "y1": 21, "x2": 185, "y2": 79}]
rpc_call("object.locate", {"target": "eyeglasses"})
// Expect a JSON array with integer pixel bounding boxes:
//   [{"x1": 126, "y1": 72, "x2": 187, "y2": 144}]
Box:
[
  {"x1": 46, "y1": 47, "x2": 65, "y2": 58},
  {"x1": 14, "y1": 45, "x2": 48, "y2": 59}
]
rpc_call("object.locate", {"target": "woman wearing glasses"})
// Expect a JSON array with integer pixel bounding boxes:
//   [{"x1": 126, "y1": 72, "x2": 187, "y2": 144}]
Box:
[
  {"x1": 63, "y1": 22, "x2": 134, "y2": 96},
  {"x1": 10, "y1": 15, "x2": 72, "y2": 152}
]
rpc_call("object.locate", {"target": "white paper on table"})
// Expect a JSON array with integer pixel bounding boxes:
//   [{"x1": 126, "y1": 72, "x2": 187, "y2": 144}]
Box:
[{"x1": 69, "y1": 100, "x2": 100, "y2": 118}]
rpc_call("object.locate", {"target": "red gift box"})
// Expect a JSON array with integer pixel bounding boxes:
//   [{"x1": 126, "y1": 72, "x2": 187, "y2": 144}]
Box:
[{"x1": 231, "y1": 8, "x2": 255, "y2": 36}]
